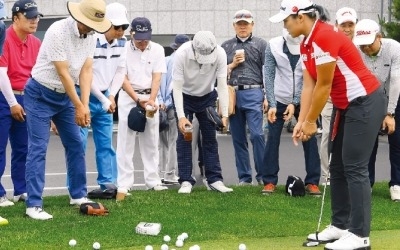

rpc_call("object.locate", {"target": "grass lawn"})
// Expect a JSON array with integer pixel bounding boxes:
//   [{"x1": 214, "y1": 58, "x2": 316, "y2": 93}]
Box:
[{"x1": 0, "y1": 182, "x2": 399, "y2": 249}]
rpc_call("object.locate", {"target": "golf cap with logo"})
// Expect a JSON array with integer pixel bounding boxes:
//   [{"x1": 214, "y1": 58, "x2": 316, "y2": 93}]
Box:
[
  {"x1": 233, "y1": 9, "x2": 254, "y2": 23},
  {"x1": 335, "y1": 7, "x2": 357, "y2": 25},
  {"x1": 353, "y1": 19, "x2": 380, "y2": 45},
  {"x1": 12, "y1": 0, "x2": 43, "y2": 19},
  {"x1": 67, "y1": 0, "x2": 111, "y2": 34},
  {"x1": 131, "y1": 17, "x2": 152, "y2": 40},
  {"x1": 170, "y1": 34, "x2": 190, "y2": 50},
  {"x1": 282, "y1": 28, "x2": 303, "y2": 55},
  {"x1": 106, "y1": 2, "x2": 129, "y2": 26},
  {"x1": 269, "y1": 0, "x2": 315, "y2": 23},
  {"x1": 192, "y1": 31, "x2": 217, "y2": 64}
]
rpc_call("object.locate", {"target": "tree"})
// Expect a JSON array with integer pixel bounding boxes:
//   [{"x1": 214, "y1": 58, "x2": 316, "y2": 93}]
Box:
[{"x1": 380, "y1": 0, "x2": 400, "y2": 42}]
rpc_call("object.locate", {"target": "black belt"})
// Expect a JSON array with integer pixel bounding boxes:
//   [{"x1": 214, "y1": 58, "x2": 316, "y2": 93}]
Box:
[
  {"x1": 75, "y1": 85, "x2": 107, "y2": 94},
  {"x1": 232, "y1": 85, "x2": 263, "y2": 91},
  {"x1": 135, "y1": 88, "x2": 151, "y2": 95}
]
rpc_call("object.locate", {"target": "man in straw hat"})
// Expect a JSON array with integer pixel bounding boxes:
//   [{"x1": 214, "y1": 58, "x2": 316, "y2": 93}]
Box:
[{"x1": 23, "y1": 0, "x2": 111, "y2": 220}]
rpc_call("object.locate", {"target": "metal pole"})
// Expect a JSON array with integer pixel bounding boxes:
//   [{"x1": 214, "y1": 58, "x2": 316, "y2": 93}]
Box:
[{"x1": 388, "y1": 0, "x2": 393, "y2": 22}]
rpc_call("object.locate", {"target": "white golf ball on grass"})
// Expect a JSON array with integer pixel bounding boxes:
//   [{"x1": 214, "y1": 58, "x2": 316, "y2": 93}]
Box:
[
  {"x1": 161, "y1": 243, "x2": 169, "y2": 250},
  {"x1": 163, "y1": 235, "x2": 171, "y2": 242},
  {"x1": 238, "y1": 243, "x2": 246, "y2": 250},
  {"x1": 145, "y1": 245, "x2": 154, "y2": 250},
  {"x1": 175, "y1": 239, "x2": 184, "y2": 247},
  {"x1": 181, "y1": 232, "x2": 189, "y2": 240},
  {"x1": 92, "y1": 242, "x2": 101, "y2": 249},
  {"x1": 69, "y1": 239, "x2": 77, "y2": 247}
]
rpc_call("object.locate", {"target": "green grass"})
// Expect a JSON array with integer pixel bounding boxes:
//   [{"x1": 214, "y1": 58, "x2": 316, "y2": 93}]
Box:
[{"x1": 0, "y1": 182, "x2": 399, "y2": 249}]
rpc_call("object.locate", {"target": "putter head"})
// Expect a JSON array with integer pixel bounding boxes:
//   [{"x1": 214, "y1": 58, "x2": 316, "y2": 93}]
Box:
[{"x1": 302, "y1": 241, "x2": 319, "y2": 247}]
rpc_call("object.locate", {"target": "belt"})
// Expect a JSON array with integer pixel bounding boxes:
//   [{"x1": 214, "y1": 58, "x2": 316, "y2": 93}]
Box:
[
  {"x1": 40, "y1": 81, "x2": 66, "y2": 93},
  {"x1": 233, "y1": 84, "x2": 263, "y2": 91},
  {"x1": 13, "y1": 90, "x2": 24, "y2": 95},
  {"x1": 135, "y1": 88, "x2": 151, "y2": 95},
  {"x1": 75, "y1": 85, "x2": 107, "y2": 94}
]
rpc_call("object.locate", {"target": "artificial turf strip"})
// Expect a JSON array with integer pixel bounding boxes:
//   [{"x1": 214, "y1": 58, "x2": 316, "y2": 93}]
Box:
[{"x1": 0, "y1": 182, "x2": 399, "y2": 249}]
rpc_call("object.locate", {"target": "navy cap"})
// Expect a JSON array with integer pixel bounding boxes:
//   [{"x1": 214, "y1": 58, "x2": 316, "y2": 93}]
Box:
[
  {"x1": 170, "y1": 34, "x2": 190, "y2": 50},
  {"x1": 12, "y1": 0, "x2": 43, "y2": 19},
  {"x1": 128, "y1": 106, "x2": 147, "y2": 132},
  {"x1": 131, "y1": 17, "x2": 152, "y2": 40}
]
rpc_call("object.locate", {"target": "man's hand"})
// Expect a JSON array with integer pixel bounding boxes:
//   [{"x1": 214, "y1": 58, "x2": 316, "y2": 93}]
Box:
[
  {"x1": 263, "y1": 99, "x2": 269, "y2": 113},
  {"x1": 267, "y1": 108, "x2": 277, "y2": 123},
  {"x1": 159, "y1": 104, "x2": 166, "y2": 111},
  {"x1": 283, "y1": 104, "x2": 295, "y2": 122},
  {"x1": 10, "y1": 104, "x2": 25, "y2": 122},
  {"x1": 50, "y1": 120, "x2": 59, "y2": 135},
  {"x1": 382, "y1": 116, "x2": 395, "y2": 135},
  {"x1": 145, "y1": 99, "x2": 158, "y2": 112},
  {"x1": 107, "y1": 96, "x2": 116, "y2": 113},
  {"x1": 178, "y1": 117, "x2": 191, "y2": 134},
  {"x1": 75, "y1": 104, "x2": 91, "y2": 127}
]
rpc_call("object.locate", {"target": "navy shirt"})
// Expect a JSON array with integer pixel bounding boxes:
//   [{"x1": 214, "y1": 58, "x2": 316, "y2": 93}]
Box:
[{"x1": 221, "y1": 34, "x2": 267, "y2": 86}]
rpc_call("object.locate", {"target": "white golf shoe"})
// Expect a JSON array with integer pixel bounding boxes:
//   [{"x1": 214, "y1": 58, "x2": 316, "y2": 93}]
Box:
[
  {"x1": 70, "y1": 197, "x2": 92, "y2": 206},
  {"x1": 390, "y1": 185, "x2": 400, "y2": 201},
  {"x1": 13, "y1": 193, "x2": 27, "y2": 202},
  {"x1": 0, "y1": 195, "x2": 14, "y2": 207},
  {"x1": 26, "y1": 207, "x2": 53, "y2": 220},
  {"x1": 178, "y1": 181, "x2": 193, "y2": 194},
  {"x1": 307, "y1": 224, "x2": 348, "y2": 243},
  {"x1": 208, "y1": 181, "x2": 233, "y2": 193},
  {"x1": 324, "y1": 232, "x2": 370, "y2": 250}
]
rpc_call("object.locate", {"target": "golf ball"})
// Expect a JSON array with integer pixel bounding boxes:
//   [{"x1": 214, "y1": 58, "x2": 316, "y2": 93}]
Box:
[
  {"x1": 238, "y1": 243, "x2": 246, "y2": 250},
  {"x1": 69, "y1": 239, "x2": 76, "y2": 247},
  {"x1": 175, "y1": 239, "x2": 184, "y2": 247},
  {"x1": 190, "y1": 245, "x2": 200, "y2": 250},
  {"x1": 161, "y1": 244, "x2": 169, "y2": 250},
  {"x1": 181, "y1": 232, "x2": 188, "y2": 239},
  {"x1": 145, "y1": 245, "x2": 153, "y2": 250},
  {"x1": 93, "y1": 242, "x2": 100, "y2": 249},
  {"x1": 163, "y1": 235, "x2": 171, "y2": 242},
  {"x1": 177, "y1": 235, "x2": 185, "y2": 241}
]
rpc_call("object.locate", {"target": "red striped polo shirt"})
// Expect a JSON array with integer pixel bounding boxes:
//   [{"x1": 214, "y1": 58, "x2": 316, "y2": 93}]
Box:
[{"x1": 301, "y1": 20, "x2": 380, "y2": 109}]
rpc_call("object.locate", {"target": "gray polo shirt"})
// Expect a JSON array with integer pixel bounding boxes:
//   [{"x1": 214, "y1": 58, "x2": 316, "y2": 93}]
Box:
[{"x1": 221, "y1": 34, "x2": 267, "y2": 86}]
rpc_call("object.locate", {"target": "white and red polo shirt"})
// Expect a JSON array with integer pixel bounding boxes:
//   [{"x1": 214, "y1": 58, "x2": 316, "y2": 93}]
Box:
[{"x1": 301, "y1": 20, "x2": 380, "y2": 109}]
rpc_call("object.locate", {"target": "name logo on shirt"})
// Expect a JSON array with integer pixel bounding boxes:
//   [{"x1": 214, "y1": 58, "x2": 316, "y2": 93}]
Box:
[{"x1": 314, "y1": 52, "x2": 330, "y2": 60}]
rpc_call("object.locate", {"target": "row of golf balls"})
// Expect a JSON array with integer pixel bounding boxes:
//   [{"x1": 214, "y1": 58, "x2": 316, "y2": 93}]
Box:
[{"x1": 69, "y1": 239, "x2": 100, "y2": 249}]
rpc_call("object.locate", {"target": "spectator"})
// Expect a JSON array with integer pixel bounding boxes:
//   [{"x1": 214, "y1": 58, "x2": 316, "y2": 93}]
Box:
[
  {"x1": 172, "y1": 31, "x2": 232, "y2": 194},
  {"x1": 116, "y1": 17, "x2": 167, "y2": 200},
  {"x1": 221, "y1": 9, "x2": 268, "y2": 185},
  {"x1": 79, "y1": 2, "x2": 129, "y2": 197},
  {"x1": 0, "y1": 0, "x2": 9, "y2": 225},
  {"x1": 23, "y1": 0, "x2": 111, "y2": 220},
  {"x1": 159, "y1": 34, "x2": 190, "y2": 184},
  {"x1": 0, "y1": 0, "x2": 42, "y2": 207},
  {"x1": 354, "y1": 19, "x2": 400, "y2": 201},
  {"x1": 262, "y1": 29, "x2": 321, "y2": 195},
  {"x1": 270, "y1": 0, "x2": 386, "y2": 248},
  {"x1": 320, "y1": 7, "x2": 358, "y2": 182}
]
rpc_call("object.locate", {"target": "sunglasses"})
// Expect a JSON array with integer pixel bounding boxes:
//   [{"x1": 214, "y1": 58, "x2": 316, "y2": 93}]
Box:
[
  {"x1": 234, "y1": 13, "x2": 253, "y2": 19},
  {"x1": 114, "y1": 24, "x2": 129, "y2": 31}
]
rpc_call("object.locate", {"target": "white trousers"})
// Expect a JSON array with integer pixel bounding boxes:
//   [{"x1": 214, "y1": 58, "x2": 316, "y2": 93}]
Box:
[
  {"x1": 320, "y1": 100, "x2": 333, "y2": 177},
  {"x1": 116, "y1": 90, "x2": 162, "y2": 190}
]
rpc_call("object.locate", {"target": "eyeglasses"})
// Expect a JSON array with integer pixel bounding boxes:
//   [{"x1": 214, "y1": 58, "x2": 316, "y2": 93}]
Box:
[
  {"x1": 114, "y1": 24, "x2": 129, "y2": 31},
  {"x1": 234, "y1": 13, "x2": 253, "y2": 19}
]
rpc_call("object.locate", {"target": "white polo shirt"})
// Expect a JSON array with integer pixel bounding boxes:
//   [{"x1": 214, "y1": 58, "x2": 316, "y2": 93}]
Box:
[
  {"x1": 92, "y1": 34, "x2": 127, "y2": 91},
  {"x1": 125, "y1": 40, "x2": 166, "y2": 89},
  {"x1": 31, "y1": 17, "x2": 95, "y2": 90},
  {"x1": 172, "y1": 41, "x2": 227, "y2": 96}
]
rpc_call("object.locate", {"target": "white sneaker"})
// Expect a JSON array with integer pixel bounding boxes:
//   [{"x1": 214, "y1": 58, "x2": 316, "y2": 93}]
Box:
[
  {"x1": 178, "y1": 181, "x2": 193, "y2": 194},
  {"x1": 325, "y1": 232, "x2": 370, "y2": 250},
  {"x1": 0, "y1": 216, "x2": 9, "y2": 225},
  {"x1": 208, "y1": 181, "x2": 233, "y2": 193},
  {"x1": 13, "y1": 193, "x2": 27, "y2": 202},
  {"x1": 26, "y1": 207, "x2": 53, "y2": 220},
  {"x1": 390, "y1": 185, "x2": 400, "y2": 201},
  {"x1": 307, "y1": 225, "x2": 348, "y2": 243},
  {"x1": 0, "y1": 195, "x2": 14, "y2": 207},
  {"x1": 70, "y1": 197, "x2": 92, "y2": 206},
  {"x1": 163, "y1": 175, "x2": 179, "y2": 184},
  {"x1": 152, "y1": 185, "x2": 168, "y2": 191}
]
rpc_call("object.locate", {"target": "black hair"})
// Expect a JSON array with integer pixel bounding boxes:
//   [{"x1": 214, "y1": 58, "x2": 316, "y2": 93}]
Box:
[{"x1": 302, "y1": 4, "x2": 330, "y2": 22}]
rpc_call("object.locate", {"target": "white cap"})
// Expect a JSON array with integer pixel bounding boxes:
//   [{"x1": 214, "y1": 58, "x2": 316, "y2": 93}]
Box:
[
  {"x1": 282, "y1": 29, "x2": 304, "y2": 55},
  {"x1": 269, "y1": 0, "x2": 315, "y2": 23},
  {"x1": 192, "y1": 31, "x2": 217, "y2": 64},
  {"x1": 353, "y1": 19, "x2": 380, "y2": 45},
  {"x1": 335, "y1": 7, "x2": 357, "y2": 25},
  {"x1": 105, "y1": 2, "x2": 129, "y2": 26},
  {"x1": 233, "y1": 9, "x2": 254, "y2": 23}
]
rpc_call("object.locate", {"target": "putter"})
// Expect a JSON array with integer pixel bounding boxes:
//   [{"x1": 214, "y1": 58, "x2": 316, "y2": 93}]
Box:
[{"x1": 303, "y1": 154, "x2": 331, "y2": 247}]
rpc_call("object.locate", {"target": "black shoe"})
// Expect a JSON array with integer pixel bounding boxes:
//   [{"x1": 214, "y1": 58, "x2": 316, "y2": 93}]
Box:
[{"x1": 88, "y1": 188, "x2": 117, "y2": 199}]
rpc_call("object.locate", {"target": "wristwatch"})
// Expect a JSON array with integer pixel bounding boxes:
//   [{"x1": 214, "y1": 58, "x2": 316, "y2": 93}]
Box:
[{"x1": 387, "y1": 112, "x2": 395, "y2": 118}]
